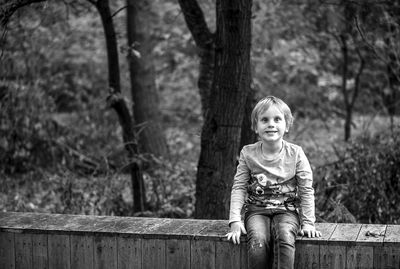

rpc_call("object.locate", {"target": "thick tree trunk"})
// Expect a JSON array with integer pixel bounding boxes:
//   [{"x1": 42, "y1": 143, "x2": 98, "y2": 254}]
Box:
[
  {"x1": 126, "y1": 0, "x2": 168, "y2": 158},
  {"x1": 96, "y1": 0, "x2": 146, "y2": 213},
  {"x1": 194, "y1": 0, "x2": 252, "y2": 219}
]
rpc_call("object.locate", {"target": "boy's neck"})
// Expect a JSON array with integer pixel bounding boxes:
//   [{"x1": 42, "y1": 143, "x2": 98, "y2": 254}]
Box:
[{"x1": 261, "y1": 140, "x2": 283, "y2": 157}]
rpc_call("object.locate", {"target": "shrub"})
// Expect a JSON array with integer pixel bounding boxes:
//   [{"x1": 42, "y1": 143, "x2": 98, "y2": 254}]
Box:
[{"x1": 316, "y1": 130, "x2": 400, "y2": 224}]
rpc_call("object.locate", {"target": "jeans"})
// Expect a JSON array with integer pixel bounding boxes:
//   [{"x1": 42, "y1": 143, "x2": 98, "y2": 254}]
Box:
[{"x1": 245, "y1": 208, "x2": 300, "y2": 269}]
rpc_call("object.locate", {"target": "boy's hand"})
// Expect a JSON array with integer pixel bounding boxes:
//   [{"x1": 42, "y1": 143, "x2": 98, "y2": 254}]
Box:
[
  {"x1": 298, "y1": 228, "x2": 322, "y2": 238},
  {"x1": 226, "y1": 221, "x2": 247, "y2": 244}
]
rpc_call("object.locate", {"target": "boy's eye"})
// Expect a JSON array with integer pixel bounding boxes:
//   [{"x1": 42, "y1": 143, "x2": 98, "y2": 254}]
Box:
[{"x1": 274, "y1": 117, "x2": 282, "y2": 122}]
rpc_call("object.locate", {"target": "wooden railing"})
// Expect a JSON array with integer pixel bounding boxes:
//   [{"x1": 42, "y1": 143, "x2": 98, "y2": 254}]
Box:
[{"x1": 0, "y1": 212, "x2": 399, "y2": 269}]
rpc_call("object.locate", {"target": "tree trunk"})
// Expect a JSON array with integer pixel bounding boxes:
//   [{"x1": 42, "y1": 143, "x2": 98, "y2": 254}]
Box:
[
  {"x1": 96, "y1": 0, "x2": 146, "y2": 213},
  {"x1": 240, "y1": 87, "x2": 257, "y2": 150},
  {"x1": 178, "y1": 0, "x2": 215, "y2": 113},
  {"x1": 194, "y1": 0, "x2": 252, "y2": 219},
  {"x1": 126, "y1": 0, "x2": 168, "y2": 158}
]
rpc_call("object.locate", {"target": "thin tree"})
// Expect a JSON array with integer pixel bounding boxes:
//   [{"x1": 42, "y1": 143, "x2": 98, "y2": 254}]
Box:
[
  {"x1": 126, "y1": 0, "x2": 169, "y2": 158},
  {"x1": 1, "y1": 0, "x2": 147, "y2": 212}
]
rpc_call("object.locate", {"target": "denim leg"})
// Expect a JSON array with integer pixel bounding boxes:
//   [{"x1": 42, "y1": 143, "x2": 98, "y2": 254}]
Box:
[
  {"x1": 271, "y1": 211, "x2": 300, "y2": 269},
  {"x1": 245, "y1": 214, "x2": 273, "y2": 269}
]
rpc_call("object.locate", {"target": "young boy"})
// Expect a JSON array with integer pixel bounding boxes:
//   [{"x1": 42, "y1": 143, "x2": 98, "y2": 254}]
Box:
[{"x1": 226, "y1": 96, "x2": 321, "y2": 269}]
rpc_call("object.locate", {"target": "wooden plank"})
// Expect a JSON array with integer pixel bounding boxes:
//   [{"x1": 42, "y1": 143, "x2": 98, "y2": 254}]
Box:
[
  {"x1": 117, "y1": 236, "x2": 142, "y2": 269},
  {"x1": 196, "y1": 220, "x2": 229, "y2": 240},
  {"x1": 32, "y1": 233, "x2": 48, "y2": 269},
  {"x1": 374, "y1": 246, "x2": 400, "y2": 269},
  {"x1": 295, "y1": 242, "x2": 319, "y2": 269},
  {"x1": 374, "y1": 225, "x2": 400, "y2": 269},
  {"x1": 357, "y1": 224, "x2": 386, "y2": 246},
  {"x1": 71, "y1": 234, "x2": 94, "y2": 269},
  {"x1": 15, "y1": 233, "x2": 33, "y2": 269},
  {"x1": 48, "y1": 234, "x2": 70, "y2": 269},
  {"x1": 346, "y1": 245, "x2": 373, "y2": 269},
  {"x1": 384, "y1": 225, "x2": 400, "y2": 245},
  {"x1": 319, "y1": 244, "x2": 346, "y2": 269},
  {"x1": 191, "y1": 239, "x2": 215, "y2": 269},
  {"x1": 142, "y1": 239, "x2": 165, "y2": 269},
  {"x1": 215, "y1": 240, "x2": 241, "y2": 269},
  {"x1": 166, "y1": 239, "x2": 190, "y2": 269},
  {"x1": 329, "y1": 223, "x2": 362, "y2": 245},
  {"x1": 0, "y1": 231, "x2": 15, "y2": 269},
  {"x1": 240, "y1": 241, "x2": 248, "y2": 269},
  {"x1": 94, "y1": 235, "x2": 117, "y2": 269}
]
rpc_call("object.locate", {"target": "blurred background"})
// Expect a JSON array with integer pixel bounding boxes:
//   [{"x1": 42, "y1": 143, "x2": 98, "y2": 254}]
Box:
[{"x1": 0, "y1": 0, "x2": 399, "y2": 224}]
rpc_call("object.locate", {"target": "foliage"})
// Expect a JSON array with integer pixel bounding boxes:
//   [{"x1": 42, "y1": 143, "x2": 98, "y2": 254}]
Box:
[
  {"x1": 1, "y1": 0, "x2": 400, "y2": 224},
  {"x1": 315, "y1": 129, "x2": 400, "y2": 224}
]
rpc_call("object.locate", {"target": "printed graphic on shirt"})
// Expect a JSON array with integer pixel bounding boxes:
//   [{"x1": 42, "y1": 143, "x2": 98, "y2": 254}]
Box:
[{"x1": 246, "y1": 173, "x2": 297, "y2": 207}]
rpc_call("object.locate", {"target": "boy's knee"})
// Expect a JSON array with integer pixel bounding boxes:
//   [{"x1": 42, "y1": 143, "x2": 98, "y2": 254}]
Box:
[
  {"x1": 248, "y1": 232, "x2": 269, "y2": 249},
  {"x1": 276, "y1": 230, "x2": 296, "y2": 246}
]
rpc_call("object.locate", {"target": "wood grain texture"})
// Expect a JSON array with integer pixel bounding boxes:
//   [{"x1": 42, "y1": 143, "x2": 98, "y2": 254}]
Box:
[
  {"x1": 48, "y1": 234, "x2": 70, "y2": 269},
  {"x1": 1, "y1": 212, "x2": 400, "y2": 269},
  {"x1": 166, "y1": 239, "x2": 190, "y2": 269},
  {"x1": 94, "y1": 235, "x2": 117, "y2": 269},
  {"x1": 15, "y1": 233, "x2": 32, "y2": 269},
  {"x1": 215, "y1": 240, "x2": 241, "y2": 269},
  {"x1": 32, "y1": 233, "x2": 48, "y2": 269},
  {"x1": 142, "y1": 239, "x2": 165, "y2": 269},
  {"x1": 0, "y1": 231, "x2": 15, "y2": 269},
  {"x1": 71, "y1": 234, "x2": 94, "y2": 269},
  {"x1": 191, "y1": 239, "x2": 215, "y2": 269},
  {"x1": 117, "y1": 236, "x2": 142, "y2": 269}
]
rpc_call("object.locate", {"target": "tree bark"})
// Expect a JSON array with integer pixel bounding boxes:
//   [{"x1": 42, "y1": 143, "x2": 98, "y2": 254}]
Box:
[
  {"x1": 194, "y1": 0, "x2": 252, "y2": 219},
  {"x1": 178, "y1": 0, "x2": 215, "y2": 113},
  {"x1": 95, "y1": 0, "x2": 146, "y2": 213},
  {"x1": 126, "y1": 0, "x2": 168, "y2": 158}
]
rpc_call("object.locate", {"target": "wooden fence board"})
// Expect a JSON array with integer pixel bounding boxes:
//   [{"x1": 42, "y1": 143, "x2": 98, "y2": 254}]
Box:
[
  {"x1": 295, "y1": 243, "x2": 319, "y2": 269},
  {"x1": 374, "y1": 225, "x2": 400, "y2": 269},
  {"x1": 166, "y1": 239, "x2": 190, "y2": 269},
  {"x1": 48, "y1": 234, "x2": 70, "y2": 269},
  {"x1": 32, "y1": 233, "x2": 48, "y2": 269},
  {"x1": 346, "y1": 245, "x2": 374, "y2": 269},
  {"x1": 15, "y1": 233, "x2": 32, "y2": 269},
  {"x1": 215, "y1": 240, "x2": 241, "y2": 269},
  {"x1": 357, "y1": 224, "x2": 387, "y2": 245},
  {"x1": 329, "y1": 223, "x2": 361, "y2": 244},
  {"x1": 320, "y1": 244, "x2": 346, "y2": 269},
  {"x1": 71, "y1": 234, "x2": 94, "y2": 269},
  {"x1": 240, "y1": 241, "x2": 248, "y2": 269},
  {"x1": 142, "y1": 239, "x2": 165, "y2": 269},
  {"x1": 117, "y1": 236, "x2": 142, "y2": 269},
  {"x1": 94, "y1": 235, "x2": 117, "y2": 269},
  {"x1": 191, "y1": 239, "x2": 215, "y2": 269},
  {"x1": 0, "y1": 231, "x2": 15, "y2": 269}
]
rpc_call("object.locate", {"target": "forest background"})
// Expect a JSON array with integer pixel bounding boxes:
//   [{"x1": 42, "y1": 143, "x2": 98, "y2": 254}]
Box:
[{"x1": 1, "y1": 0, "x2": 400, "y2": 225}]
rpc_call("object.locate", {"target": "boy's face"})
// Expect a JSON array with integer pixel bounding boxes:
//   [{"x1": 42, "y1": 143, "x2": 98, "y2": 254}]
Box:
[{"x1": 255, "y1": 105, "x2": 288, "y2": 145}]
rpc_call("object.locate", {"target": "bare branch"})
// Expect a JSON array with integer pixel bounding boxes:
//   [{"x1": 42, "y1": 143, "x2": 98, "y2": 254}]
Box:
[
  {"x1": 177, "y1": 0, "x2": 213, "y2": 49},
  {"x1": 0, "y1": 0, "x2": 46, "y2": 26}
]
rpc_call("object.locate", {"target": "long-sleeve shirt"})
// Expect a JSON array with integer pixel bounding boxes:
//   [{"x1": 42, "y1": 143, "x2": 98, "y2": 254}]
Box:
[{"x1": 229, "y1": 140, "x2": 316, "y2": 230}]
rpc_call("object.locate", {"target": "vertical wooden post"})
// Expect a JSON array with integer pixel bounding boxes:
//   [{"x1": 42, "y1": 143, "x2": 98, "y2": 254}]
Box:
[
  {"x1": 0, "y1": 231, "x2": 15, "y2": 269},
  {"x1": 117, "y1": 236, "x2": 142, "y2": 269},
  {"x1": 94, "y1": 235, "x2": 117, "y2": 269},
  {"x1": 166, "y1": 239, "x2": 190, "y2": 269},
  {"x1": 48, "y1": 234, "x2": 70, "y2": 269},
  {"x1": 71, "y1": 234, "x2": 94, "y2": 269},
  {"x1": 15, "y1": 233, "x2": 33, "y2": 269},
  {"x1": 32, "y1": 233, "x2": 48, "y2": 269}
]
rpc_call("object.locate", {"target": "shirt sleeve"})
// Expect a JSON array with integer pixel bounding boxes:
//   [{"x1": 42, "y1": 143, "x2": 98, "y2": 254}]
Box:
[
  {"x1": 229, "y1": 149, "x2": 250, "y2": 225},
  {"x1": 296, "y1": 147, "x2": 316, "y2": 230}
]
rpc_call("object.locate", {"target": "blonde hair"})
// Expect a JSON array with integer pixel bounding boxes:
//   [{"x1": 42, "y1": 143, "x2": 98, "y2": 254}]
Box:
[{"x1": 251, "y1": 96, "x2": 294, "y2": 132}]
